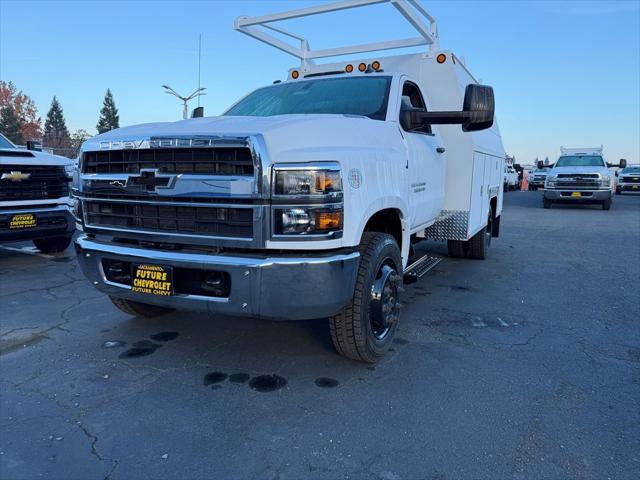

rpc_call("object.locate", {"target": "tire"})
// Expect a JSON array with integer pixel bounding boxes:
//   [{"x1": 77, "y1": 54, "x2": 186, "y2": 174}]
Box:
[
  {"x1": 543, "y1": 198, "x2": 552, "y2": 209},
  {"x1": 109, "y1": 296, "x2": 173, "y2": 318},
  {"x1": 447, "y1": 239, "x2": 466, "y2": 258},
  {"x1": 467, "y1": 206, "x2": 492, "y2": 260},
  {"x1": 615, "y1": 188, "x2": 621, "y2": 195},
  {"x1": 329, "y1": 232, "x2": 402, "y2": 363},
  {"x1": 602, "y1": 198, "x2": 612, "y2": 210},
  {"x1": 32, "y1": 235, "x2": 73, "y2": 253}
]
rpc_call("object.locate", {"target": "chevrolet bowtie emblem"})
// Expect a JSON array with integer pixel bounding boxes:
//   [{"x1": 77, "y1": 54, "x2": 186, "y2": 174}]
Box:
[{"x1": 1, "y1": 171, "x2": 31, "y2": 182}]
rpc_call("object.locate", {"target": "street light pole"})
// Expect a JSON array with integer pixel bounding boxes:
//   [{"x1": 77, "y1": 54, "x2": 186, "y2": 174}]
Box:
[{"x1": 162, "y1": 85, "x2": 206, "y2": 120}]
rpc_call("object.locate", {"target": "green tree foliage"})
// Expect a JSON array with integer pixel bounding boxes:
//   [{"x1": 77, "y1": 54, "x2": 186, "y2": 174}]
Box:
[
  {"x1": 43, "y1": 96, "x2": 72, "y2": 157},
  {"x1": 0, "y1": 80, "x2": 42, "y2": 142},
  {"x1": 96, "y1": 89, "x2": 120, "y2": 134},
  {"x1": 0, "y1": 104, "x2": 23, "y2": 144}
]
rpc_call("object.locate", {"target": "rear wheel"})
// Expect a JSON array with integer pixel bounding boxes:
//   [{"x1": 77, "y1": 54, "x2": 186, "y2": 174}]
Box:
[
  {"x1": 543, "y1": 198, "x2": 552, "y2": 209},
  {"x1": 329, "y1": 232, "x2": 402, "y2": 363},
  {"x1": 602, "y1": 198, "x2": 612, "y2": 210},
  {"x1": 467, "y1": 206, "x2": 492, "y2": 260},
  {"x1": 32, "y1": 235, "x2": 73, "y2": 253},
  {"x1": 447, "y1": 239, "x2": 466, "y2": 258},
  {"x1": 109, "y1": 296, "x2": 174, "y2": 318}
]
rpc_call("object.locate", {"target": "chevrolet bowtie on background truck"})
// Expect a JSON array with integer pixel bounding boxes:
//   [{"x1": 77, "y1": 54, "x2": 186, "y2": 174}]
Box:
[
  {"x1": 542, "y1": 146, "x2": 626, "y2": 210},
  {"x1": 0, "y1": 133, "x2": 75, "y2": 253},
  {"x1": 74, "y1": 0, "x2": 506, "y2": 362}
]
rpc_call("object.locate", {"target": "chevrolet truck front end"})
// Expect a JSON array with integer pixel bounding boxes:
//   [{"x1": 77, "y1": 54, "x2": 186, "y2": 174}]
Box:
[{"x1": 74, "y1": 136, "x2": 358, "y2": 320}]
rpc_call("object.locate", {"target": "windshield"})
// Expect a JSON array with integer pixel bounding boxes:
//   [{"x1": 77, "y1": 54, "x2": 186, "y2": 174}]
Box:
[
  {"x1": 621, "y1": 167, "x2": 640, "y2": 174},
  {"x1": 225, "y1": 76, "x2": 391, "y2": 120},
  {"x1": 0, "y1": 134, "x2": 15, "y2": 149},
  {"x1": 555, "y1": 155, "x2": 605, "y2": 167},
  {"x1": 535, "y1": 167, "x2": 550, "y2": 172}
]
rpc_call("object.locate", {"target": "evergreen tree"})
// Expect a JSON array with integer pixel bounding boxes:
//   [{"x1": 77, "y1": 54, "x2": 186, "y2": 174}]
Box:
[
  {"x1": 43, "y1": 96, "x2": 71, "y2": 156},
  {"x1": 0, "y1": 104, "x2": 23, "y2": 144},
  {"x1": 96, "y1": 89, "x2": 120, "y2": 133}
]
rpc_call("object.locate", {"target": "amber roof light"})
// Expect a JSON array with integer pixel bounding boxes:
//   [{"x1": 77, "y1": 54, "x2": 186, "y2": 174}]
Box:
[
  {"x1": 358, "y1": 63, "x2": 367, "y2": 72},
  {"x1": 291, "y1": 70, "x2": 300, "y2": 79},
  {"x1": 345, "y1": 64, "x2": 354, "y2": 73},
  {"x1": 436, "y1": 53, "x2": 446, "y2": 64},
  {"x1": 371, "y1": 60, "x2": 381, "y2": 70}
]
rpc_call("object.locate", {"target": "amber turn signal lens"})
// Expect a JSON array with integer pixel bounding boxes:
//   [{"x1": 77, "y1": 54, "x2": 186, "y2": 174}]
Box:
[
  {"x1": 291, "y1": 70, "x2": 300, "y2": 79},
  {"x1": 315, "y1": 174, "x2": 334, "y2": 192},
  {"x1": 345, "y1": 64, "x2": 354, "y2": 73},
  {"x1": 436, "y1": 53, "x2": 446, "y2": 64},
  {"x1": 315, "y1": 211, "x2": 343, "y2": 231},
  {"x1": 358, "y1": 62, "x2": 367, "y2": 72},
  {"x1": 371, "y1": 60, "x2": 380, "y2": 70}
]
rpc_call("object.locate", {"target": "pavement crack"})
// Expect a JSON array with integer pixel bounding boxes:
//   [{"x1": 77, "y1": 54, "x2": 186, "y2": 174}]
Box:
[{"x1": 77, "y1": 422, "x2": 120, "y2": 480}]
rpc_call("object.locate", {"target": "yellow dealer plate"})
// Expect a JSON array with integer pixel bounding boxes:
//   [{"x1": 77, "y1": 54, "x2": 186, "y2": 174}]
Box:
[
  {"x1": 131, "y1": 264, "x2": 173, "y2": 296},
  {"x1": 571, "y1": 192, "x2": 581, "y2": 197},
  {"x1": 9, "y1": 213, "x2": 37, "y2": 229},
  {"x1": 633, "y1": 185, "x2": 638, "y2": 189}
]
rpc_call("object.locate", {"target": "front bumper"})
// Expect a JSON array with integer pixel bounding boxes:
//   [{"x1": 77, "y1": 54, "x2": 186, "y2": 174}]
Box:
[
  {"x1": 543, "y1": 189, "x2": 612, "y2": 201},
  {"x1": 618, "y1": 183, "x2": 640, "y2": 192},
  {"x1": 75, "y1": 235, "x2": 359, "y2": 320},
  {"x1": 0, "y1": 205, "x2": 74, "y2": 242}
]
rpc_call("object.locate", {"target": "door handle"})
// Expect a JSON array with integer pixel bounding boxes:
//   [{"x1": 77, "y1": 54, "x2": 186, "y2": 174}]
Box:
[{"x1": 436, "y1": 147, "x2": 445, "y2": 154}]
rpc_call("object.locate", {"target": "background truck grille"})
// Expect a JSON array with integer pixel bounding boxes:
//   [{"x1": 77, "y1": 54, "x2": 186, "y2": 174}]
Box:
[
  {"x1": 84, "y1": 200, "x2": 253, "y2": 238},
  {"x1": 557, "y1": 173, "x2": 599, "y2": 179},
  {"x1": 82, "y1": 148, "x2": 254, "y2": 176},
  {"x1": 0, "y1": 165, "x2": 69, "y2": 201}
]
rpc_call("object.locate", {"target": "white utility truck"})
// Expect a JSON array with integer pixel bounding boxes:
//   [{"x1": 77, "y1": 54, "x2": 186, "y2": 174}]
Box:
[
  {"x1": 1, "y1": 133, "x2": 75, "y2": 252},
  {"x1": 74, "y1": 0, "x2": 506, "y2": 362},
  {"x1": 542, "y1": 147, "x2": 626, "y2": 210}
]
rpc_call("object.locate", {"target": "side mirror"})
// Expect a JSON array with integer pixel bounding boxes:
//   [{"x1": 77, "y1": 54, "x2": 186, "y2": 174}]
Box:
[
  {"x1": 408, "y1": 84, "x2": 495, "y2": 132},
  {"x1": 191, "y1": 106, "x2": 204, "y2": 118},
  {"x1": 619, "y1": 159, "x2": 627, "y2": 169},
  {"x1": 399, "y1": 106, "x2": 426, "y2": 131},
  {"x1": 537, "y1": 160, "x2": 544, "y2": 169},
  {"x1": 26, "y1": 140, "x2": 42, "y2": 151}
]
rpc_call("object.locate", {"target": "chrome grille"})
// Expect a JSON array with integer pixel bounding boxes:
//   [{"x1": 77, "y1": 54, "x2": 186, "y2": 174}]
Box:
[
  {"x1": 82, "y1": 147, "x2": 254, "y2": 176},
  {"x1": 84, "y1": 200, "x2": 253, "y2": 238}
]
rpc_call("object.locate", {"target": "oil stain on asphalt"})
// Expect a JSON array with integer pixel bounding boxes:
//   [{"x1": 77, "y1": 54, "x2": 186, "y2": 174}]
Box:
[
  {"x1": 314, "y1": 377, "x2": 339, "y2": 388},
  {"x1": 118, "y1": 340, "x2": 162, "y2": 359},
  {"x1": 150, "y1": 331, "x2": 179, "y2": 342},
  {"x1": 249, "y1": 375, "x2": 287, "y2": 392},
  {"x1": 204, "y1": 372, "x2": 228, "y2": 386}
]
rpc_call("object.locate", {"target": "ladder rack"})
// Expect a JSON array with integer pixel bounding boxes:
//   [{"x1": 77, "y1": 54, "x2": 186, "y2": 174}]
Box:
[{"x1": 234, "y1": 0, "x2": 439, "y2": 68}]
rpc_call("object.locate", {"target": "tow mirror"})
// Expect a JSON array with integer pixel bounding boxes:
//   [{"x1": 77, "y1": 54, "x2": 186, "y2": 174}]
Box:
[
  {"x1": 26, "y1": 140, "x2": 42, "y2": 151},
  {"x1": 607, "y1": 159, "x2": 627, "y2": 169},
  {"x1": 408, "y1": 84, "x2": 495, "y2": 132},
  {"x1": 537, "y1": 160, "x2": 544, "y2": 169},
  {"x1": 399, "y1": 106, "x2": 426, "y2": 131},
  {"x1": 191, "y1": 106, "x2": 204, "y2": 118}
]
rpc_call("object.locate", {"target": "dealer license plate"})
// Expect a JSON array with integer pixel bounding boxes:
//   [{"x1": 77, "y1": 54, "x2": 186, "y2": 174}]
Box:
[
  {"x1": 131, "y1": 264, "x2": 173, "y2": 296},
  {"x1": 571, "y1": 192, "x2": 581, "y2": 197},
  {"x1": 632, "y1": 185, "x2": 638, "y2": 190},
  {"x1": 9, "y1": 214, "x2": 37, "y2": 229}
]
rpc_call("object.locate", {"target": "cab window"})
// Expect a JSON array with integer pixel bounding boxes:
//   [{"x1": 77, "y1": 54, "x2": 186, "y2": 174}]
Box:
[{"x1": 400, "y1": 81, "x2": 432, "y2": 134}]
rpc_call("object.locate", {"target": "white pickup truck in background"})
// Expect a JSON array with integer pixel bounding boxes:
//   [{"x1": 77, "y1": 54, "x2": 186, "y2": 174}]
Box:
[
  {"x1": 543, "y1": 146, "x2": 626, "y2": 210},
  {"x1": 0, "y1": 133, "x2": 75, "y2": 252},
  {"x1": 73, "y1": 0, "x2": 506, "y2": 362}
]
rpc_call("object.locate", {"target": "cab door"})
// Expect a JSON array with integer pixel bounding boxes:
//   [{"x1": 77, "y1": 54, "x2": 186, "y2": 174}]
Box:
[{"x1": 400, "y1": 80, "x2": 445, "y2": 229}]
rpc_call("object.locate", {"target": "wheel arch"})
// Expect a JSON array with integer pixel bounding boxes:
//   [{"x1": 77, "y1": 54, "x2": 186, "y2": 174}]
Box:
[{"x1": 356, "y1": 198, "x2": 409, "y2": 267}]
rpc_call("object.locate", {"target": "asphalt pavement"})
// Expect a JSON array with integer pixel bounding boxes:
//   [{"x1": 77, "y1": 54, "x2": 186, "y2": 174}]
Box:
[{"x1": 1, "y1": 191, "x2": 639, "y2": 480}]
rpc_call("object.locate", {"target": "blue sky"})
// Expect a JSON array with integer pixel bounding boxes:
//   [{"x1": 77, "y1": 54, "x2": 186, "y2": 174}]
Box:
[{"x1": 1, "y1": 0, "x2": 639, "y2": 164}]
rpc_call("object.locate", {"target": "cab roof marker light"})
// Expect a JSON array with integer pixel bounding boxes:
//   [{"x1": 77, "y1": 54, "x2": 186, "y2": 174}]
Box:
[{"x1": 291, "y1": 70, "x2": 300, "y2": 79}]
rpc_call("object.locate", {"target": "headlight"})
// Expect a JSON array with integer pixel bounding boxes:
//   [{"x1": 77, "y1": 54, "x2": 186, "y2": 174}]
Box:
[
  {"x1": 273, "y1": 165, "x2": 342, "y2": 198},
  {"x1": 274, "y1": 206, "x2": 343, "y2": 236},
  {"x1": 64, "y1": 163, "x2": 76, "y2": 182},
  {"x1": 600, "y1": 175, "x2": 611, "y2": 187}
]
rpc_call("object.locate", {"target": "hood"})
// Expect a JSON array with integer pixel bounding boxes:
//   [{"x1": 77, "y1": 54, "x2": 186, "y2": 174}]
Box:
[
  {"x1": 82, "y1": 114, "x2": 401, "y2": 163},
  {"x1": 0, "y1": 148, "x2": 74, "y2": 167}
]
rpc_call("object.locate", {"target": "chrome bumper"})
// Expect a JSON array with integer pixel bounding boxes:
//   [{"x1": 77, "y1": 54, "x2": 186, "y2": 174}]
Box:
[
  {"x1": 543, "y1": 189, "x2": 611, "y2": 201},
  {"x1": 75, "y1": 235, "x2": 359, "y2": 320}
]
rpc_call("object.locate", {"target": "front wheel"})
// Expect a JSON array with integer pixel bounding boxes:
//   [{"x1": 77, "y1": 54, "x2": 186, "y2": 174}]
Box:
[
  {"x1": 602, "y1": 198, "x2": 612, "y2": 210},
  {"x1": 543, "y1": 198, "x2": 552, "y2": 209},
  {"x1": 33, "y1": 235, "x2": 73, "y2": 253},
  {"x1": 329, "y1": 232, "x2": 402, "y2": 363},
  {"x1": 615, "y1": 188, "x2": 621, "y2": 195}
]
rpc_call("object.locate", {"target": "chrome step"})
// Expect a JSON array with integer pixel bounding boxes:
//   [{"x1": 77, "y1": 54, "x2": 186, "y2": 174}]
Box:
[{"x1": 403, "y1": 254, "x2": 442, "y2": 283}]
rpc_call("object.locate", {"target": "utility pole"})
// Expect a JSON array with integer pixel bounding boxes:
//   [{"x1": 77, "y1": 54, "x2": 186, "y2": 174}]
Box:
[
  {"x1": 162, "y1": 85, "x2": 206, "y2": 120},
  {"x1": 198, "y1": 34, "x2": 202, "y2": 108}
]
